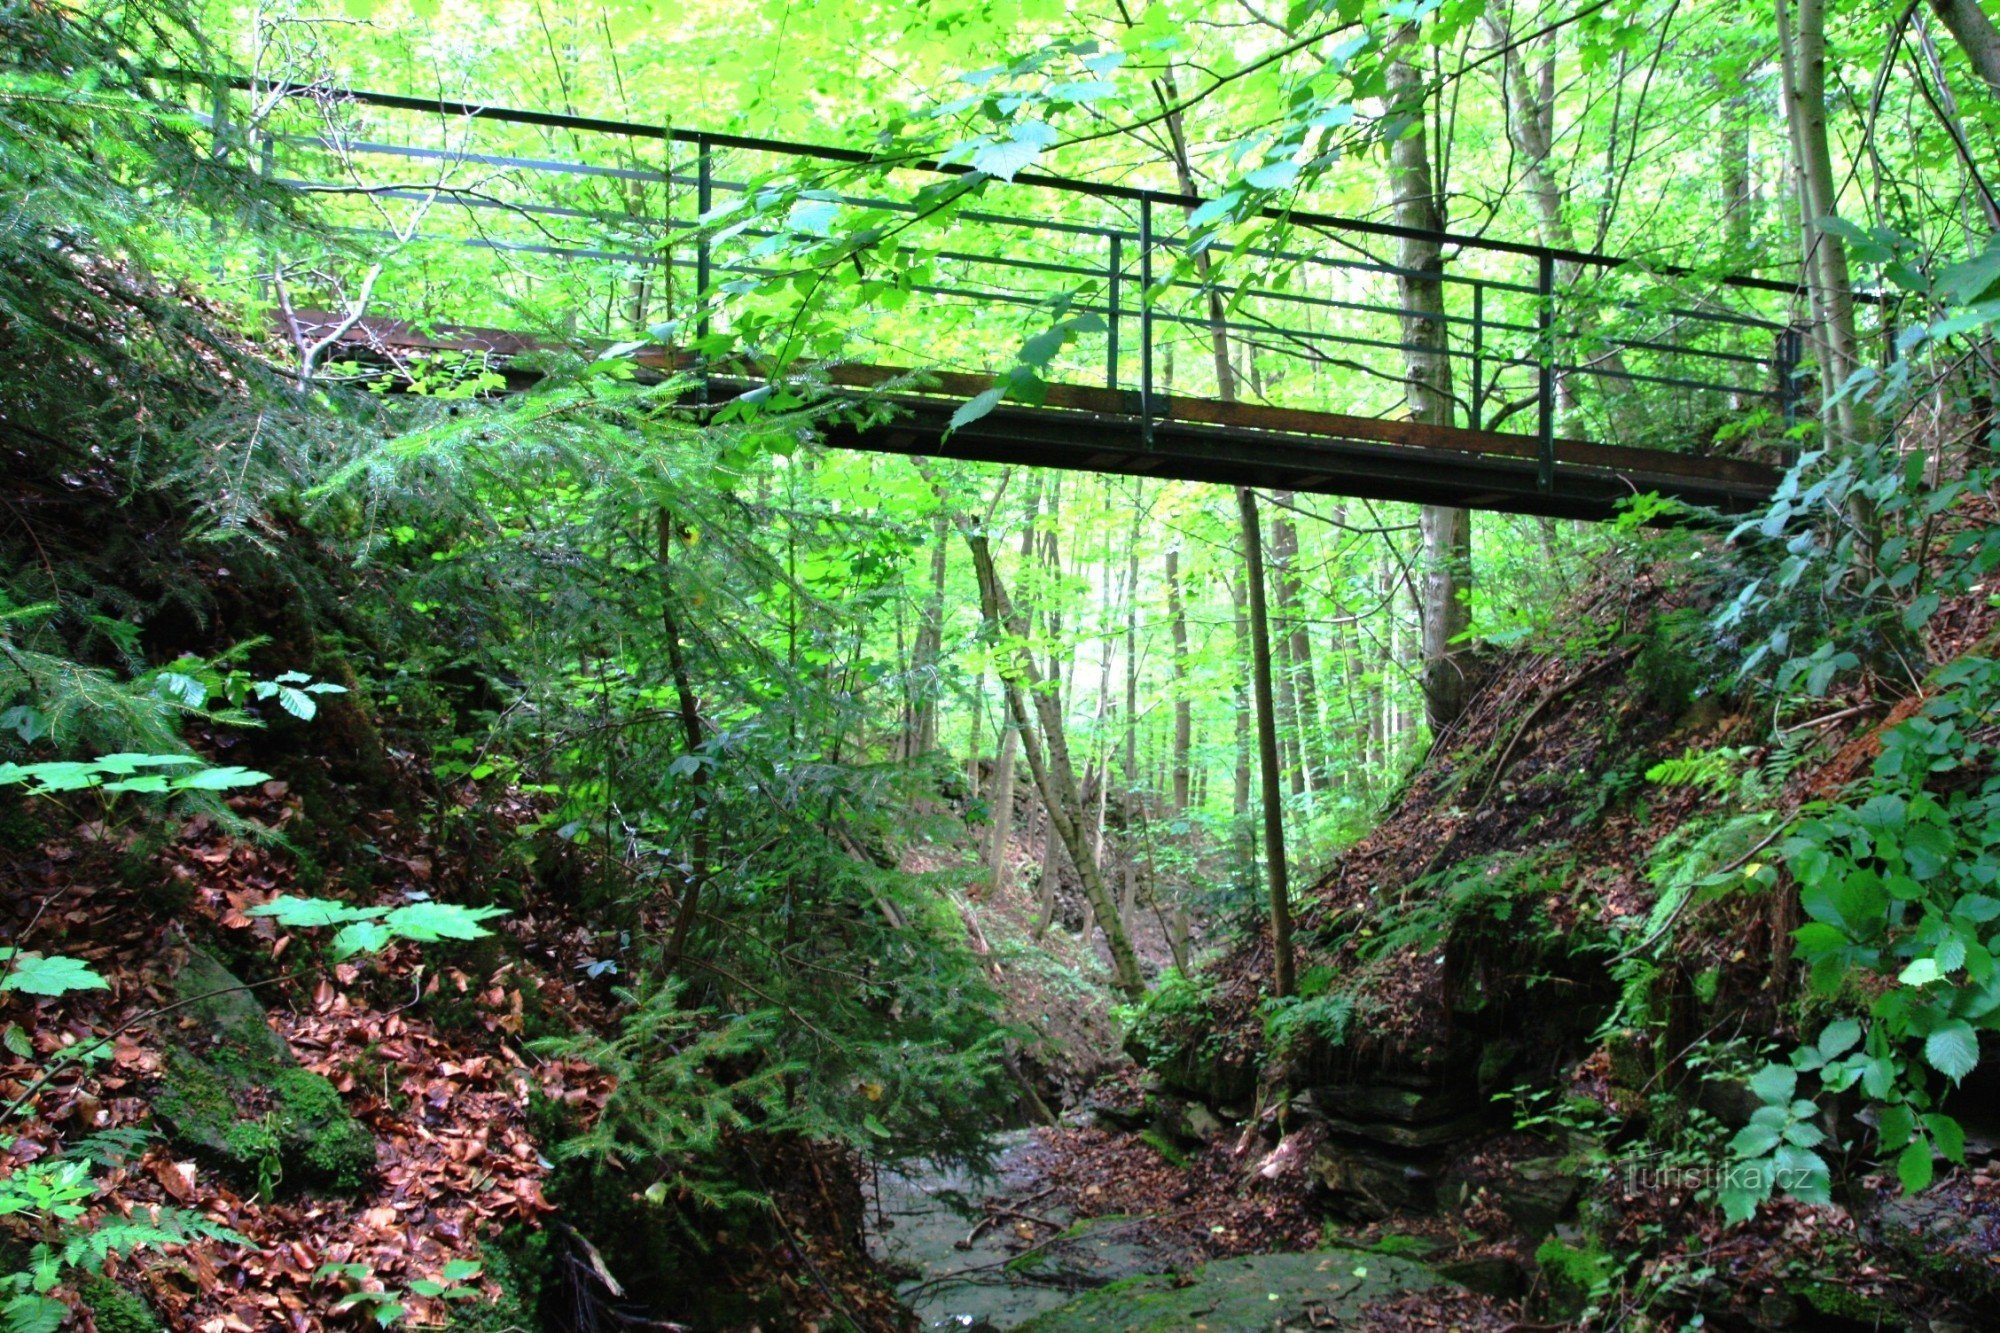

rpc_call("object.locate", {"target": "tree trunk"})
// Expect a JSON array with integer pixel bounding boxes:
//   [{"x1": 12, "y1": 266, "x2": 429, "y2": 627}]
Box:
[
  {"x1": 1777, "y1": 0, "x2": 1863, "y2": 449},
  {"x1": 1033, "y1": 805, "x2": 1061, "y2": 939},
  {"x1": 1270, "y1": 492, "x2": 1323, "y2": 795},
  {"x1": 1484, "y1": 7, "x2": 1632, "y2": 407},
  {"x1": 908, "y1": 511, "x2": 948, "y2": 757},
  {"x1": 1239, "y1": 488, "x2": 1297, "y2": 999},
  {"x1": 1230, "y1": 571, "x2": 1254, "y2": 859},
  {"x1": 1165, "y1": 545, "x2": 1193, "y2": 813},
  {"x1": 986, "y1": 713, "x2": 1017, "y2": 896},
  {"x1": 963, "y1": 526, "x2": 1144, "y2": 997},
  {"x1": 1387, "y1": 42, "x2": 1473, "y2": 735},
  {"x1": 1927, "y1": 0, "x2": 2000, "y2": 92}
]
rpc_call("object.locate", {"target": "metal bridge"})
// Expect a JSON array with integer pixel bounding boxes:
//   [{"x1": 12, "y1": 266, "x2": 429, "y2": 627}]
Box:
[{"x1": 215, "y1": 79, "x2": 1827, "y2": 521}]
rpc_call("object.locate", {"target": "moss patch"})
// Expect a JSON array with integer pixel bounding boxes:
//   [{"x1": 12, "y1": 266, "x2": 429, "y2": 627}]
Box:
[
  {"x1": 79, "y1": 1275, "x2": 164, "y2": 1333},
  {"x1": 1535, "y1": 1236, "x2": 1615, "y2": 1319},
  {"x1": 151, "y1": 949, "x2": 374, "y2": 1196}
]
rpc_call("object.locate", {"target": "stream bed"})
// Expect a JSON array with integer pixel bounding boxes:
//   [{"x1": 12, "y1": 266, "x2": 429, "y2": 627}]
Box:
[{"x1": 865, "y1": 1131, "x2": 1450, "y2": 1331}]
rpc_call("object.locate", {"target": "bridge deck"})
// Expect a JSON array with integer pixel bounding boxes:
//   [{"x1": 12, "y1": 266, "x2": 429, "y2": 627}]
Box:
[{"x1": 320, "y1": 315, "x2": 1777, "y2": 521}]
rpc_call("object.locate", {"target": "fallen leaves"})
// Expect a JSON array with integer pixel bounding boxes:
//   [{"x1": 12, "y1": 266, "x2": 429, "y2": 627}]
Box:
[{"x1": 0, "y1": 780, "x2": 613, "y2": 1331}]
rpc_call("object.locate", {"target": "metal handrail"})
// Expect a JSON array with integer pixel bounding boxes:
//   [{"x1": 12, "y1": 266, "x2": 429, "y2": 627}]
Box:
[{"x1": 191, "y1": 72, "x2": 1821, "y2": 297}]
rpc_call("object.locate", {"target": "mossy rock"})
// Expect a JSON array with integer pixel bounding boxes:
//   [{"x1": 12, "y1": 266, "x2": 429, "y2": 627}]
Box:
[
  {"x1": 151, "y1": 949, "x2": 375, "y2": 1195},
  {"x1": 1535, "y1": 1235, "x2": 1615, "y2": 1320},
  {"x1": 1789, "y1": 1277, "x2": 1903, "y2": 1325},
  {"x1": 79, "y1": 1275, "x2": 165, "y2": 1333}
]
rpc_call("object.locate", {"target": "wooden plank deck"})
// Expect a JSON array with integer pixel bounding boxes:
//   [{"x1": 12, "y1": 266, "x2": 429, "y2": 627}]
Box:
[{"x1": 299, "y1": 313, "x2": 1781, "y2": 521}]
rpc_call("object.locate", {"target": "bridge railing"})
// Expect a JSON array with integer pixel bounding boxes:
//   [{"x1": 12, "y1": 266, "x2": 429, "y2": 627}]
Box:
[{"x1": 204, "y1": 78, "x2": 1830, "y2": 483}]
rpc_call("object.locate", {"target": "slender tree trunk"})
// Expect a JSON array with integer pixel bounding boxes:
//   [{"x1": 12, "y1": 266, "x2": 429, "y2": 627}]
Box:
[
  {"x1": 1387, "y1": 42, "x2": 1473, "y2": 735},
  {"x1": 1034, "y1": 807, "x2": 1061, "y2": 939},
  {"x1": 1267, "y1": 500, "x2": 1305, "y2": 798},
  {"x1": 1239, "y1": 489, "x2": 1297, "y2": 998},
  {"x1": 909, "y1": 512, "x2": 948, "y2": 756},
  {"x1": 963, "y1": 526, "x2": 1144, "y2": 997},
  {"x1": 1230, "y1": 571, "x2": 1254, "y2": 856},
  {"x1": 1270, "y1": 492, "x2": 1323, "y2": 794},
  {"x1": 1121, "y1": 491, "x2": 1142, "y2": 801},
  {"x1": 1779, "y1": 0, "x2": 1880, "y2": 573},
  {"x1": 986, "y1": 713, "x2": 1017, "y2": 896},
  {"x1": 1777, "y1": 0, "x2": 1863, "y2": 448},
  {"x1": 1165, "y1": 545, "x2": 1193, "y2": 813}
]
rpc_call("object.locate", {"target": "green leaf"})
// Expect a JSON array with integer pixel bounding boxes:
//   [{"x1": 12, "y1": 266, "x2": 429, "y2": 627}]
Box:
[
  {"x1": 1924, "y1": 1021, "x2": 1980, "y2": 1082},
  {"x1": 331, "y1": 921, "x2": 394, "y2": 959},
  {"x1": 2, "y1": 1023, "x2": 31, "y2": 1057},
  {"x1": 1783, "y1": 1119, "x2": 1827, "y2": 1148},
  {"x1": 1186, "y1": 190, "x2": 1243, "y2": 230},
  {"x1": 1939, "y1": 239, "x2": 2000, "y2": 306},
  {"x1": 172, "y1": 765, "x2": 274, "y2": 791},
  {"x1": 1, "y1": 953, "x2": 110, "y2": 997},
  {"x1": 1245, "y1": 158, "x2": 1300, "y2": 191},
  {"x1": 1718, "y1": 1157, "x2": 1773, "y2": 1225},
  {"x1": 1773, "y1": 1145, "x2": 1831, "y2": 1204},
  {"x1": 1729, "y1": 1123, "x2": 1781, "y2": 1157},
  {"x1": 249, "y1": 897, "x2": 389, "y2": 929},
  {"x1": 1897, "y1": 1138, "x2": 1934, "y2": 1193},
  {"x1": 1899, "y1": 957, "x2": 1943, "y2": 987},
  {"x1": 970, "y1": 121, "x2": 1055, "y2": 181},
  {"x1": 1878, "y1": 1102, "x2": 1917, "y2": 1151},
  {"x1": 1817, "y1": 1018, "x2": 1862, "y2": 1058},
  {"x1": 380, "y1": 902, "x2": 508, "y2": 944},
  {"x1": 3, "y1": 1293, "x2": 69, "y2": 1333},
  {"x1": 1748, "y1": 1063, "x2": 1798, "y2": 1106},
  {"x1": 1924, "y1": 1113, "x2": 1967, "y2": 1164},
  {"x1": 947, "y1": 386, "x2": 1006, "y2": 431}
]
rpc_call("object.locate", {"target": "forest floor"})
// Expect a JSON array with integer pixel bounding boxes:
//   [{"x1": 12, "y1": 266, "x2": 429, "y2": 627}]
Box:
[{"x1": 0, "y1": 773, "x2": 915, "y2": 1331}]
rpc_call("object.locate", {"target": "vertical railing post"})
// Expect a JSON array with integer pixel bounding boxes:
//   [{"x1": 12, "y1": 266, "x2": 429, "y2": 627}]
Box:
[
  {"x1": 1139, "y1": 198, "x2": 1154, "y2": 445},
  {"x1": 695, "y1": 134, "x2": 713, "y2": 355},
  {"x1": 1536, "y1": 252, "x2": 1556, "y2": 494},
  {"x1": 1469, "y1": 280, "x2": 1485, "y2": 433},
  {"x1": 1106, "y1": 233, "x2": 1122, "y2": 391}
]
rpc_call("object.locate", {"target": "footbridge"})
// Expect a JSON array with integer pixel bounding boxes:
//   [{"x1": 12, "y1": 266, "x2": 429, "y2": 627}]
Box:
[{"x1": 214, "y1": 79, "x2": 1827, "y2": 521}]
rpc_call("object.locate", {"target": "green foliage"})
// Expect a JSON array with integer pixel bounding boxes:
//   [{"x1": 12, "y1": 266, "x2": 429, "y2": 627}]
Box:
[
  {"x1": 247, "y1": 896, "x2": 508, "y2": 960},
  {"x1": 0, "y1": 754, "x2": 269, "y2": 798},
  {"x1": 1119, "y1": 967, "x2": 1220, "y2": 1069},
  {"x1": 1694, "y1": 212, "x2": 2000, "y2": 1222},
  {"x1": 0, "y1": 1126, "x2": 242, "y2": 1333},
  {"x1": 0, "y1": 952, "x2": 109, "y2": 998},
  {"x1": 316, "y1": 1259, "x2": 483, "y2": 1327},
  {"x1": 1728, "y1": 656, "x2": 2000, "y2": 1215}
]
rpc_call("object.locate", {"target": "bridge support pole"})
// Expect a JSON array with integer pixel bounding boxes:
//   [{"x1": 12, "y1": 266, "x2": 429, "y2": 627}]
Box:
[
  {"x1": 1107, "y1": 235, "x2": 1122, "y2": 390},
  {"x1": 1139, "y1": 199, "x2": 1154, "y2": 447}
]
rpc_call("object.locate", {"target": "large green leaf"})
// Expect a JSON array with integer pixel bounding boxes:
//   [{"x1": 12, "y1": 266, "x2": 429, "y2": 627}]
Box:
[
  {"x1": 380, "y1": 902, "x2": 509, "y2": 943},
  {"x1": 249, "y1": 897, "x2": 389, "y2": 928},
  {"x1": 1923, "y1": 1021, "x2": 1980, "y2": 1082},
  {"x1": 0, "y1": 953, "x2": 110, "y2": 997}
]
